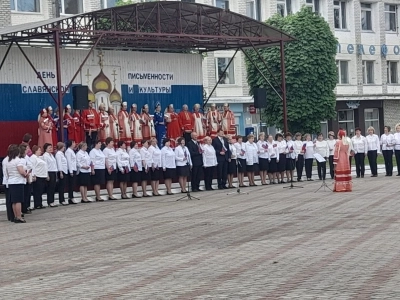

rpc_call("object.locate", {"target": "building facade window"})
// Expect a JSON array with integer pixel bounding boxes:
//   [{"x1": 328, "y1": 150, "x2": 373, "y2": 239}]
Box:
[
  {"x1": 10, "y1": 0, "x2": 40, "y2": 12},
  {"x1": 336, "y1": 60, "x2": 349, "y2": 84},
  {"x1": 364, "y1": 108, "x2": 379, "y2": 134},
  {"x1": 385, "y1": 4, "x2": 397, "y2": 32},
  {"x1": 246, "y1": 0, "x2": 261, "y2": 21},
  {"x1": 362, "y1": 61, "x2": 374, "y2": 84},
  {"x1": 277, "y1": 0, "x2": 292, "y2": 17},
  {"x1": 387, "y1": 61, "x2": 398, "y2": 84},
  {"x1": 60, "y1": 0, "x2": 83, "y2": 14},
  {"x1": 216, "y1": 58, "x2": 235, "y2": 84},
  {"x1": 361, "y1": 3, "x2": 372, "y2": 31},
  {"x1": 334, "y1": 0, "x2": 347, "y2": 29},
  {"x1": 215, "y1": 0, "x2": 229, "y2": 9},
  {"x1": 338, "y1": 110, "x2": 354, "y2": 137},
  {"x1": 306, "y1": 0, "x2": 320, "y2": 13},
  {"x1": 102, "y1": 0, "x2": 117, "y2": 9}
]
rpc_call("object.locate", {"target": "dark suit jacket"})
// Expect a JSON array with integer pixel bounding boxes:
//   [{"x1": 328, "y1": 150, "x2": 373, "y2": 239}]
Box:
[
  {"x1": 212, "y1": 136, "x2": 231, "y2": 162},
  {"x1": 187, "y1": 140, "x2": 203, "y2": 167}
]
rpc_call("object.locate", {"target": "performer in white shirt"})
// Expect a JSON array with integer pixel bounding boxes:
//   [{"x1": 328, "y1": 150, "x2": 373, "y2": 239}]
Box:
[
  {"x1": 245, "y1": 134, "x2": 259, "y2": 186},
  {"x1": 267, "y1": 134, "x2": 278, "y2": 184},
  {"x1": 234, "y1": 135, "x2": 247, "y2": 187},
  {"x1": 19, "y1": 144, "x2": 32, "y2": 216},
  {"x1": 103, "y1": 137, "x2": 118, "y2": 200},
  {"x1": 31, "y1": 145, "x2": 48, "y2": 209},
  {"x1": 366, "y1": 126, "x2": 381, "y2": 177},
  {"x1": 285, "y1": 133, "x2": 296, "y2": 183},
  {"x1": 140, "y1": 140, "x2": 152, "y2": 197},
  {"x1": 175, "y1": 137, "x2": 192, "y2": 193},
  {"x1": 65, "y1": 140, "x2": 78, "y2": 204},
  {"x1": 129, "y1": 141, "x2": 142, "y2": 198},
  {"x1": 90, "y1": 141, "x2": 106, "y2": 202},
  {"x1": 394, "y1": 123, "x2": 400, "y2": 176},
  {"x1": 275, "y1": 133, "x2": 287, "y2": 184},
  {"x1": 257, "y1": 132, "x2": 269, "y2": 185},
  {"x1": 227, "y1": 135, "x2": 237, "y2": 188},
  {"x1": 380, "y1": 125, "x2": 394, "y2": 176},
  {"x1": 292, "y1": 133, "x2": 304, "y2": 182},
  {"x1": 351, "y1": 128, "x2": 368, "y2": 178},
  {"x1": 148, "y1": 137, "x2": 162, "y2": 196},
  {"x1": 116, "y1": 141, "x2": 131, "y2": 199},
  {"x1": 55, "y1": 142, "x2": 68, "y2": 206},
  {"x1": 201, "y1": 136, "x2": 217, "y2": 190},
  {"x1": 327, "y1": 131, "x2": 336, "y2": 180},
  {"x1": 161, "y1": 138, "x2": 177, "y2": 195},
  {"x1": 76, "y1": 143, "x2": 92, "y2": 203},
  {"x1": 303, "y1": 133, "x2": 315, "y2": 181},
  {"x1": 314, "y1": 133, "x2": 330, "y2": 181},
  {"x1": 43, "y1": 143, "x2": 58, "y2": 207},
  {"x1": 3, "y1": 145, "x2": 12, "y2": 221}
]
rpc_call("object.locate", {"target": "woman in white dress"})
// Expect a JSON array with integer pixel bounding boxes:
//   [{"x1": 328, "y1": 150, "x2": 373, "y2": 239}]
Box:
[
  {"x1": 245, "y1": 134, "x2": 259, "y2": 186},
  {"x1": 116, "y1": 141, "x2": 131, "y2": 199},
  {"x1": 257, "y1": 132, "x2": 269, "y2": 185},
  {"x1": 175, "y1": 137, "x2": 192, "y2": 193},
  {"x1": 129, "y1": 141, "x2": 142, "y2": 198},
  {"x1": 161, "y1": 138, "x2": 176, "y2": 195},
  {"x1": 76, "y1": 142, "x2": 92, "y2": 203},
  {"x1": 103, "y1": 137, "x2": 118, "y2": 200},
  {"x1": 234, "y1": 135, "x2": 247, "y2": 187},
  {"x1": 148, "y1": 137, "x2": 162, "y2": 196},
  {"x1": 55, "y1": 142, "x2": 68, "y2": 206},
  {"x1": 89, "y1": 141, "x2": 106, "y2": 201},
  {"x1": 43, "y1": 143, "x2": 58, "y2": 207},
  {"x1": 202, "y1": 136, "x2": 217, "y2": 190},
  {"x1": 140, "y1": 140, "x2": 152, "y2": 197},
  {"x1": 327, "y1": 132, "x2": 336, "y2": 180}
]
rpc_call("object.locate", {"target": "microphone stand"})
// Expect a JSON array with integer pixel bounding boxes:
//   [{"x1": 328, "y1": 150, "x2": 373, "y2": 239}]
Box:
[
  {"x1": 227, "y1": 159, "x2": 248, "y2": 195},
  {"x1": 283, "y1": 152, "x2": 303, "y2": 189},
  {"x1": 176, "y1": 160, "x2": 200, "y2": 201}
]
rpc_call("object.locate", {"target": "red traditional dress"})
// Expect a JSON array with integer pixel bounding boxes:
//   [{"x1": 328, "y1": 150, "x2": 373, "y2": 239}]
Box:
[
  {"x1": 178, "y1": 110, "x2": 193, "y2": 135},
  {"x1": 192, "y1": 111, "x2": 206, "y2": 141},
  {"x1": 48, "y1": 115, "x2": 58, "y2": 147},
  {"x1": 222, "y1": 109, "x2": 236, "y2": 136},
  {"x1": 130, "y1": 111, "x2": 143, "y2": 143},
  {"x1": 109, "y1": 112, "x2": 119, "y2": 143},
  {"x1": 165, "y1": 111, "x2": 181, "y2": 148},
  {"x1": 333, "y1": 132, "x2": 352, "y2": 192},
  {"x1": 63, "y1": 112, "x2": 76, "y2": 142},
  {"x1": 118, "y1": 109, "x2": 131, "y2": 143},
  {"x1": 207, "y1": 109, "x2": 221, "y2": 139},
  {"x1": 141, "y1": 112, "x2": 156, "y2": 140},
  {"x1": 72, "y1": 112, "x2": 84, "y2": 144},
  {"x1": 38, "y1": 116, "x2": 53, "y2": 148},
  {"x1": 82, "y1": 108, "x2": 100, "y2": 136},
  {"x1": 98, "y1": 111, "x2": 110, "y2": 143}
]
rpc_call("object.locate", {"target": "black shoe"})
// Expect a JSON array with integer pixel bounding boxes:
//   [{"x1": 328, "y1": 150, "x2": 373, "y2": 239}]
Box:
[
  {"x1": 108, "y1": 197, "x2": 117, "y2": 200},
  {"x1": 48, "y1": 204, "x2": 58, "y2": 207},
  {"x1": 166, "y1": 192, "x2": 173, "y2": 195},
  {"x1": 361, "y1": 175, "x2": 364, "y2": 178},
  {"x1": 24, "y1": 210, "x2": 32, "y2": 214},
  {"x1": 371, "y1": 175, "x2": 377, "y2": 177},
  {"x1": 68, "y1": 200, "x2": 77, "y2": 205},
  {"x1": 356, "y1": 176, "x2": 360, "y2": 178},
  {"x1": 96, "y1": 198, "x2": 105, "y2": 202},
  {"x1": 218, "y1": 187, "x2": 224, "y2": 190},
  {"x1": 396, "y1": 174, "x2": 400, "y2": 176},
  {"x1": 35, "y1": 205, "x2": 45, "y2": 209},
  {"x1": 14, "y1": 218, "x2": 26, "y2": 223},
  {"x1": 81, "y1": 200, "x2": 91, "y2": 203},
  {"x1": 223, "y1": 186, "x2": 228, "y2": 189}
]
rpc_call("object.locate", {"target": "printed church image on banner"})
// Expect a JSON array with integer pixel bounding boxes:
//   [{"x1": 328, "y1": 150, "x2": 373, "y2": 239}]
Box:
[{"x1": 81, "y1": 51, "x2": 122, "y2": 114}]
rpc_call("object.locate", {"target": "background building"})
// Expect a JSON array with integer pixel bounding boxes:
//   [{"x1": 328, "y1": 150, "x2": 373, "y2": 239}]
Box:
[{"x1": 1, "y1": 0, "x2": 400, "y2": 136}]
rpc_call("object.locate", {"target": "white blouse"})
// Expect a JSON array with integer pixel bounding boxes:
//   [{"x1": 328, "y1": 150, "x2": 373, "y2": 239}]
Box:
[
  {"x1": 257, "y1": 140, "x2": 269, "y2": 159},
  {"x1": 286, "y1": 140, "x2": 296, "y2": 159},
  {"x1": 43, "y1": 152, "x2": 57, "y2": 172},
  {"x1": 304, "y1": 141, "x2": 315, "y2": 160},
  {"x1": 65, "y1": 148, "x2": 77, "y2": 174},
  {"x1": 202, "y1": 144, "x2": 217, "y2": 167},
  {"x1": 276, "y1": 140, "x2": 287, "y2": 155},
  {"x1": 293, "y1": 140, "x2": 304, "y2": 157},
  {"x1": 229, "y1": 144, "x2": 237, "y2": 159},
  {"x1": 245, "y1": 141, "x2": 259, "y2": 166},
  {"x1": 76, "y1": 150, "x2": 91, "y2": 173},
  {"x1": 161, "y1": 146, "x2": 176, "y2": 169},
  {"x1": 116, "y1": 148, "x2": 130, "y2": 172},
  {"x1": 103, "y1": 147, "x2": 117, "y2": 170},
  {"x1": 129, "y1": 148, "x2": 143, "y2": 171},
  {"x1": 30, "y1": 154, "x2": 48, "y2": 178},
  {"x1": 366, "y1": 134, "x2": 381, "y2": 153},
  {"x1": 234, "y1": 142, "x2": 247, "y2": 160},
  {"x1": 394, "y1": 132, "x2": 400, "y2": 150},
  {"x1": 351, "y1": 135, "x2": 368, "y2": 154},
  {"x1": 140, "y1": 147, "x2": 152, "y2": 169},
  {"x1": 149, "y1": 145, "x2": 162, "y2": 168},
  {"x1": 314, "y1": 140, "x2": 330, "y2": 158},
  {"x1": 327, "y1": 139, "x2": 336, "y2": 156},
  {"x1": 89, "y1": 148, "x2": 106, "y2": 169},
  {"x1": 6, "y1": 158, "x2": 25, "y2": 185},
  {"x1": 267, "y1": 141, "x2": 278, "y2": 160},
  {"x1": 2, "y1": 157, "x2": 8, "y2": 185},
  {"x1": 175, "y1": 145, "x2": 192, "y2": 167},
  {"x1": 381, "y1": 133, "x2": 395, "y2": 151},
  {"x1": 55, "y1": 151, "x2": 68, "y2": 174}
]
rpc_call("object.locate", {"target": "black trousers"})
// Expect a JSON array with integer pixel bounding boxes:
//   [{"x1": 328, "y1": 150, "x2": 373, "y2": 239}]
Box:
[
  {"x1": 354, "y1": 153, "x2": 366, "y2": 177},
  {"x1": 329, "y1": 155, "x2": 334, "y2": 179},
  {"x1": 86, "y1": 131, "x2": 98, "y2": 150},
  {"x1": 317, "y1": 161, "x2": 326, "y2": 180},
  {"x1": 183, "y1": 132, "x2": 191, "y2": 145},
  {"x1": 22, "y1": 183, "x2": 31, "y2": 213},
  {"x1": 67, "y1": 171, "x2": 76, "y2": 200},
  {"x1": 47, "y1": 172, "x2": 57, "y2": 205},
  {"x1": 305, "y1": 158, "x2": 313, "y2": 179},
  {"x1": 191, "y1": 165, "x2": 203, "y2": 191},
  {"x1": 58, "y1": 173, "x2": 67, "y2": 203},
  {"x1": 395, "y1": 150, "x2": 400, "y2": 174},
  {"x1": 33, "y1": 177, "x2": 47, "y2": 208},
  {"x1": 382, "y1": 150, "x2": 393, "y2": 175},
  {"x1": 216, "y1": 160, "x2": 228, "y2": 188},
  {"x1": 204, "y1": 166, "x2": 214, "y2": 190},
  {"x1": 296, "y1": 155, "x2": 304, "y2": 180},
  {"x1": 367, "y1": 150, "x2": 378, "y2": 176},
  {"x1": 5, "y1": 188, "x2": 14, "y2": 222}
]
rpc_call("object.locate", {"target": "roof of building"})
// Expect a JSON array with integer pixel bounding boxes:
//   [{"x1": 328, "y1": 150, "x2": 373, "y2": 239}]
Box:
[{"x1": 0, "y1": 1, "x2": 294, "y2": 52}]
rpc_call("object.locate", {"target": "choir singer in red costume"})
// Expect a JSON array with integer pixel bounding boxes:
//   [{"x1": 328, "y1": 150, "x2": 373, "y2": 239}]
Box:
[
  {"x1": 118, "y1": 102, "x2": 131, "y2": 143},
  {"x1": 221, "y1": 103, "x2": 236, "y2": 136},
  {"x1": 141, "y1": 104, "x2": 156, "y2": 140},
  {"x1": 82, "y1": 101, "x2": 100, "y2": 150},
  {"x1": 178, "y1": 104, "x2": 193, "y2": 144},
  {"x1": 72, "y1": 109, "x2": 84, "y2": 144},
  {"x1": 165, "y1": 104, "x2": 181, "y2": 148},
  {"x1": 64, "y1": 105, "x2": 75, "y2": 143}
]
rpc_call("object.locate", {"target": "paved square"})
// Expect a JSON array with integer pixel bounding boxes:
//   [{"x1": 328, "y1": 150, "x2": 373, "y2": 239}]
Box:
[{"x1": 1, "y1": 175, "x2": 400, "y2": 299}]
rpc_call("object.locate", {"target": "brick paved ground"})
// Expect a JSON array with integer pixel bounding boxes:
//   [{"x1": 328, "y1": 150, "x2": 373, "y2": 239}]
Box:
[{"x1": 1, "y1": 175, "x2": 400, "y2": 299}]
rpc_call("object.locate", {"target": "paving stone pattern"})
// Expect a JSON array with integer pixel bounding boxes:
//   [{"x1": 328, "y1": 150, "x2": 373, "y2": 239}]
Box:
[{"x1": 1, "y1": 175, "x2": 400, "y2": 299}]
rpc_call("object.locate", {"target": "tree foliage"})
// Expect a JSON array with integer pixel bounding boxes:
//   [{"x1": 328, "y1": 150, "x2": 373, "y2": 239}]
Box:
[
  {"x1": 116, "y1": 0, "x2": 137, "y2": 6},
  {"x1": 245, "y1": 7, "x2": 337, "y2": 134}
]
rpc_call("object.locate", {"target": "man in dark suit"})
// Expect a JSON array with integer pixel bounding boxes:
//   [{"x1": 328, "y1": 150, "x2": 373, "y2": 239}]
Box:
[
  {"x1": 212, "y1": 129, "x2": 231, "y2": 189},
  {"x1": 187, "y1": 132, "x2": 203, "y2": 192}
]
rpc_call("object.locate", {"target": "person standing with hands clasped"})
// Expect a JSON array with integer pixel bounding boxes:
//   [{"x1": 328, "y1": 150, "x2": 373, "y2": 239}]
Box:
[
  {"x1": 129, "y1": 141, "x2": 142, "y2": 198},
  {"x1": 55, "y1": 142, "x2": 68, "y2": 206},
  {"x1": 140, "y1": 140, "x2": 152, "y2": 197},
  {"x1": 187, "y1": 132, "x2": 203, "y2": 192},
  {"x1": 351, "y1": 128, "x2": 368, "y2": 178},
  {"x1": 366, "y1": 126, "x2": 380, "y2": 177},
  {"x1": 202, "y1": 136, "x2": 217, "y2": 191},
  {"x1": 314, "y1": 133, "x2": 330, "y2": 181},
  {"x1": 116, "y1": 141, "x2": 131, "y2": 199},
  {"x1": 103, "y1": 137, "x2": 118, "y2": 200},
  {"x1": 65, "y1": 140, "x2": 78, "y2": 204},
  {"x1": 327, "y1": 132, "x2": 336, "y2": 180},
  {"x1": 212, "y1": 129, "x2": 231, "y2": 190},
  {"x1": 393, "y1": 123, "x2": 400, "y2": 176},
  {"x1": 380, "y1": 126, "x2": 394, "y2": 176},
  {"x1": 175, "y1": 137, "x2": 192, "y2": 193},
  {"x1": 76, "y1": 143, "x2": 91, "y2": 203},
  {"x1": 43, "y1": 143, "x2": 58, "y2": 207},
  {"x1": 161, "y1": 138, "x2": 176, "y2": 195},
  {"x1": 90, "y1": 141, "x2": 106, "y2": 202},
  {"x1": 303, "y1": 134, "x2": 315, "y2": 181}
]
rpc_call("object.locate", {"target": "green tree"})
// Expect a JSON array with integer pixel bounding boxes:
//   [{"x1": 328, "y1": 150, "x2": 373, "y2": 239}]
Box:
[
  {"x1": 116, "y1": 0, "x2": 137, "y2": 6},
  {"x1": 245, "y1": 7, "x2": 337, "y2": 134}
]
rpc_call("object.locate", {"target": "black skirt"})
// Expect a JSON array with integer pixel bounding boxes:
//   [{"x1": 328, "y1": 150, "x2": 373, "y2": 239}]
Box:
[
  {"x1": 278, "y1": 153, "x2": 287, "y2": 172},
  {"x1": 177, "y1": 165, "x2": 190, "y2": 177},
  {"x1": 163, "y1": 168, "x2": 176, "y2": 179},
  {"x1": 269, "y1": 158, "x2": 278, "y2": 173},
  {"x1": 141, "y1": 169, "x2": 151, "y2": 181},
  {"x1": 228, "y1": 159, "x2": 237, "y2": 174},
  {"x1": 130, "y1": 169, "x2": 141, "y2": 183},
  {"x1": 150, "y1": 168, "x2": 162, "y2": 181},
  {"x1": 237, "y1": 158, "x2": 247, "y2": 173},
  {"x1": 78, "y1": 172, "x2": 91, "y2": 187},
  {"x1": 118, "y1": 170, "x2": 130, "y2": 183},
  {"x1": 91, "y1": 169, "x2": 105, "y2": 185},
  {"x1": 246, "y1": 163, "x2": 258, "y2": 172},
  {"x1": 9, "y1": 184, "x2": 24, "y2": 204},
  {"x1": 286, "y1": 158, "x2": 296, "y2": 171},
  {"x1": 259, "y1": 157, "x2": 269, "y2": 171},
  {"x1": 105, "y1": 169, "x2": 117, "y2": 181}
]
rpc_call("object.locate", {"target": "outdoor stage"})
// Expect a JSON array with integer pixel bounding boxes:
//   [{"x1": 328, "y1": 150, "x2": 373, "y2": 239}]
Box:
[{"x1": 1, "y1": 174, "x2": 400, "y2": 299}]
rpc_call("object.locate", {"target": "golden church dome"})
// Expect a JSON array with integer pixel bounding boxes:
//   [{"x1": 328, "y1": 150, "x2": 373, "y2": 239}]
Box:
[
  {"x1": 88, "y1": 88, "x2": 95, "y2": 103},
  {"x1": 110, "y1": 87, "x2": 121, "y2": 103},
  {"x1": 92, "y1": 69, "x2": 112, "y2": 94}
]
